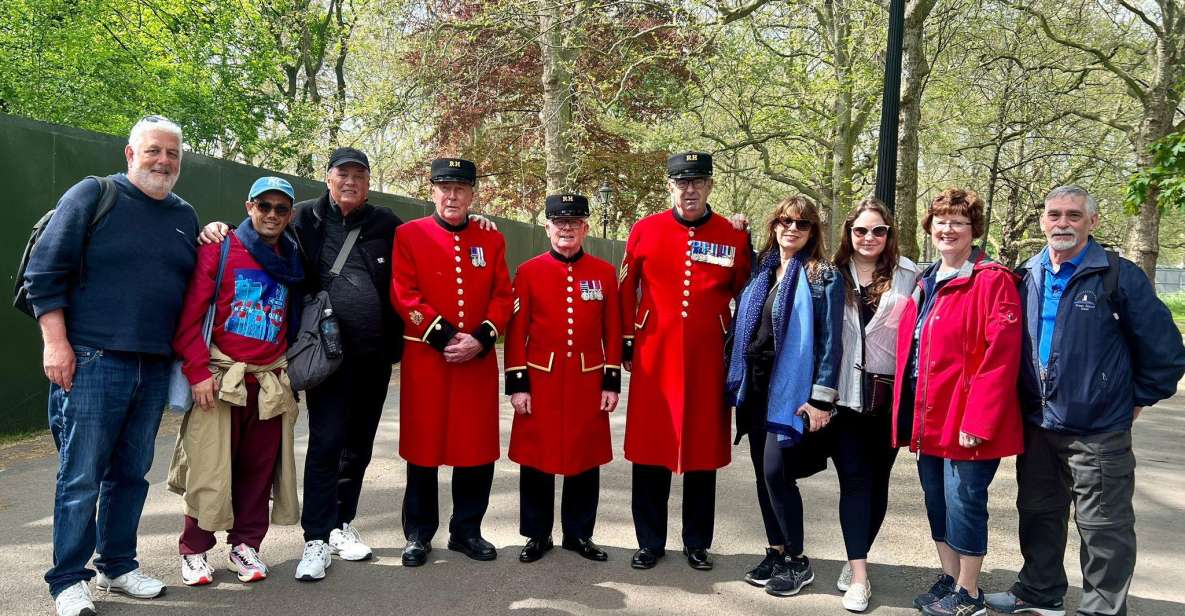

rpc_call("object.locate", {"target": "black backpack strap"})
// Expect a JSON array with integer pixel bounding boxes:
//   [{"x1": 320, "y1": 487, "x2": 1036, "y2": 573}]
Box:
[
  {"x1": 1102, "y1": 249, "x2": 1120, "y2": 308},
  {"x1": 86, "y1": 175, "x2": 117, "y2": 227}
]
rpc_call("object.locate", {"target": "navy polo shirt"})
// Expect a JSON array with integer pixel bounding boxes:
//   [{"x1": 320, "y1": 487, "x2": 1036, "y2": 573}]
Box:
[{"x1": 1038, "y1": 246, "x2": 1087, "y2": 367}]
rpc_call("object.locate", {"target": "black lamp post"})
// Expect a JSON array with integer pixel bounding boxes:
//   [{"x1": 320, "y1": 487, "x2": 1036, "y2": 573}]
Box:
[
  {"x1": 597, "y1": 180, "x2": 613, "y2": 238},
  {"x1": 873, "y1": 0, "x2": 906, "y2": 213}
]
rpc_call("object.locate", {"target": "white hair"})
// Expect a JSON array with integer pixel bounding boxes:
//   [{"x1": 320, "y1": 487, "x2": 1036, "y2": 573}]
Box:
[
  {"x1": 1044, "y1": 185, "x2": 1098, "y2": 216},
  {"x1": 128, "y1": 115, "x2": 184, "y2": 151}
]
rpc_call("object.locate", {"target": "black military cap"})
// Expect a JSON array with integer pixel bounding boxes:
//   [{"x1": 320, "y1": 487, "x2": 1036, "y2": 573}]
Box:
[
  {"x1": 430, "y1": 158, "x2": 477, "y2": 185},
  {"x1": 327, "y1": 147, "x2": 370, "y2": 171},
  {"x1": 545, "y1": 193, "x2": 590, "y2": 219},
  {"x1": 667, "y1": 151, "x2": 713, "y2": 179}
]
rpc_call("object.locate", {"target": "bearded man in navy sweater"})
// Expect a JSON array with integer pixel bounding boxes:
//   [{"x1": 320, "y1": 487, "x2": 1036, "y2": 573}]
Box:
[{"x1": 23, "y1": 115, "x2": 199, "y2": 616}]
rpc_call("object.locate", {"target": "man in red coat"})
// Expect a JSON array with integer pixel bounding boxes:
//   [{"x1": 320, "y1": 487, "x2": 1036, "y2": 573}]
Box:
[
  {"x1": 505, "y1": 194, "x2": 622, "y2": 564},
  {"x1": 620, "y1": 152, "x2": 752, "y2": 571},
  {"x1": 389, "y1": 158, "x2": 513, "y2": 565}
]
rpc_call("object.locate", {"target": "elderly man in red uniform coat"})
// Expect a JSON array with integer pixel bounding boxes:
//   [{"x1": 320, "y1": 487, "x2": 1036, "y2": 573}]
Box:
[
  {"x1": 620, "y1": 152, "x2": 752, "y2": 571},
  {"x1": 505, "y1": 194, "x2": 622, "y2": 564},
  {"x1": 390, "y1": 158, "x2": 513, "y2": 565}
]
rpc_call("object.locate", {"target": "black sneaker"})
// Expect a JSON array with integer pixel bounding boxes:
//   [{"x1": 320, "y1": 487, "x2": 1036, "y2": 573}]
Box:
[
  {"x1": 921, "y1": 586, "x2": 986, "y2": 616},
  {"x1": 983, "y1": 590, "x2": 1065, "y2": 616},
  {"x1": 914, "y1": 573, "x2": 956, "y2": 609},
  {"x1": 743, "y1": 548, "x2": 782, "y2": 587},
  {"x1": 765, "y1": 555, "x2": 814, "y2": 597}
]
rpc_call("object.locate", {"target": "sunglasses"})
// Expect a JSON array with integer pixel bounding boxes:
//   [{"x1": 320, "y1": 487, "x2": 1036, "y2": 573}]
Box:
[
  {"x1": 775, "y1": 217, "x2": 813, "y2": 231},
  {"x1": 852, "y1": 225, "x2": 890, "y2": 238},
  {"x1": 252, "y1": 200, "x2": 292, "y2": 216}
]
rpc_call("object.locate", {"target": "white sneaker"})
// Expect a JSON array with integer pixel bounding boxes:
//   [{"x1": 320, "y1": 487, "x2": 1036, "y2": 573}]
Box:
[
  {"x1": 329, "y1": 523, "x2": 373, "y2": 561},
  {"x1": 180, "y1": 553, "x2": 215, "y2": 586},
  {"x1": 54, "y1": 581, "x2": 95, "y2": 616},
  {"x1": 843, "y1": 580, "x2": 872, "y2": 612},
  {"x1": 227, "y1": 543, "x2": 268, "y2": 582},
  {"x1": 95, "y1": 568, "x2": 165, "y2": 598},
  {"x1": 837, "y1": 561, "x2": 853, "y2": 591},
  {"x1": 295, "y1": 540, "x2": 331, "y2": 581}
]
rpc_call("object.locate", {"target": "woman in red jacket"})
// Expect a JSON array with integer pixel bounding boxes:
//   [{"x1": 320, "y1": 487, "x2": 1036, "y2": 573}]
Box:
[{"x1": 891, "y1": 189, "x2": 1023, "y2": 616}]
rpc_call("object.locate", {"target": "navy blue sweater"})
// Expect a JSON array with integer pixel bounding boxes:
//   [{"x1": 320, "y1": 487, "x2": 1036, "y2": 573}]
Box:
[{"x1": 23, "y1": 174, "x2": 199, "y2": 356}]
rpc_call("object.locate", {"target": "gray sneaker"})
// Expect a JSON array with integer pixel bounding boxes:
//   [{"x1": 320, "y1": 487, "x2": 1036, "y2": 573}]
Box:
[
  {"x1": 914, "y1": 573, "x2": 956, "y2": 608},
  {"x1": 983, "y1": 590, "x2": 1065, "y2": 616},
  {"x1": 765, "y1": 555, "x2": 814, "y2": 597}
]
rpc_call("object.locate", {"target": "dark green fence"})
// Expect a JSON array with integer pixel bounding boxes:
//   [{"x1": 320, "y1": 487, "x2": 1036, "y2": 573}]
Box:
[{"x1": 0, "y1": 113, "x2": 623, "y2": 435}]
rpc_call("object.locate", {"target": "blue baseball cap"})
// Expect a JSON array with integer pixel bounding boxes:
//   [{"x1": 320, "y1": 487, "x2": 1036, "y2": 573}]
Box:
[{"x1": 247, "y1": 176, "x2": 295, "y2": 201}]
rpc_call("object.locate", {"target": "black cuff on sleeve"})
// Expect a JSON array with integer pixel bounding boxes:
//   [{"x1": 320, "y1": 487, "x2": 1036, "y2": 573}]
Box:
[
  {"x1": 602, "y1": 366, "x2": 622, "y2": 393},
  {"x1": 425, "y1": 318, "x2": 459, "y2": 352},
  {"x1": 622, "y1": 337, "x2": 634, "y2": 362},
  {"x1": 505, "y1": 368, "x2": 530, "y2": 395},
  {"x1": 809, "y1": 398, "x2": 835, "y2": 414},
  {"x1": 475, "y1": 321, "x2": 498, "y2": 356}
]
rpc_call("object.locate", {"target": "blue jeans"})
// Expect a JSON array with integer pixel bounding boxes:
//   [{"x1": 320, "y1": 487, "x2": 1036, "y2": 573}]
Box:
[
  {"x1": 917, "y1": 454, "x2": 1000, "y2": 557},
  {"x1": 44, "y1": 346, "x2": 169, "y2": 597}
]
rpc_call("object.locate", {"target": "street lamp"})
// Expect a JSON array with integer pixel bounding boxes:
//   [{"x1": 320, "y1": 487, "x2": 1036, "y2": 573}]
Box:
[
  {"x1": 597, "y1": 180, "x2": 613, "y2": 238},
  {"x1": 873, "y1": 0, "x2": 906, "y2": 213}
]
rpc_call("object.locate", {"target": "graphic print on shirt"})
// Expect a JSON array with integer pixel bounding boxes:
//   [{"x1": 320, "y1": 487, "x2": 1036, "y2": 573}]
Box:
[{"x1": 226, "y1": 269, "x2": 288, "y2": 344}]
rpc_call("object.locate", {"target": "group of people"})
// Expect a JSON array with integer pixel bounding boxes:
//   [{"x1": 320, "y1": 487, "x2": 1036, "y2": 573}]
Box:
[{"x1": 21, "y1": 115, "x2": 1185, "y2": 616}]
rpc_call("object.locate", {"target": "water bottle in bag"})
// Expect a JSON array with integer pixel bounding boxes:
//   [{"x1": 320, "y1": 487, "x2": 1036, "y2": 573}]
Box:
[{"x1": 320, "y1": 308, "x2": 343, "y2": 359}]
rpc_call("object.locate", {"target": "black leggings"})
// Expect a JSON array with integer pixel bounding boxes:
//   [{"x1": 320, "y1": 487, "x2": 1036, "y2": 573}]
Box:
[
  {"x1": 831, "y1": 407, "x2": 898, "y2": 560},
  {"x1": 748, "y1": 406, "x2": 898, "y2": 559}
]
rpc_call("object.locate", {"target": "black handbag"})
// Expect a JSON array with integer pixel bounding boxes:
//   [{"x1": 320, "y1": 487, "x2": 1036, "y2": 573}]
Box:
[{"x1": 857, "y1": 285, "x2": 894, "y2": 415}]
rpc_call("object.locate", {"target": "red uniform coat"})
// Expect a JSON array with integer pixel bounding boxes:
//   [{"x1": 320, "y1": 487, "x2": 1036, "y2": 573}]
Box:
[
  {"x1": 505, "y1": 250, "x2": 622, "y2": 476},
  {"x1": 891, "y1": 255, "x2": 1024, "y2": 460},
  {"x1": 619, "y1": 209, "x2": 752, "y2": 473},
  {"x1": 390, "y1": 214, "x2": 513, "y2": 467}
]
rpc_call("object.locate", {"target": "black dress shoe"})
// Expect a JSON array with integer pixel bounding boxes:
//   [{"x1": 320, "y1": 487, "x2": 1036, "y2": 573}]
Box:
[
  {"x1": 447, "y1": 536, "x2": 498, "y2": 561},
  {"x1": 562, "y1": 537, "x2": 608, "y2": 562},
  {"x1": 683, "y1": 547, "x2": 713, "y2": 571},
  {"x1": 518, "y1": 537, "x2": 554, "y2": 563},
  {"x1": 402, "y1": 539, "x2": 431, "y2": 567},
  {"x1": 630, "y1": 547, "x2": 665, "y2": 570}
]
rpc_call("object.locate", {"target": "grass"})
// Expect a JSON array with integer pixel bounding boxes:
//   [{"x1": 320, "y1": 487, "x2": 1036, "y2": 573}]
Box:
[
  {"x1": 1163, "y1": 291, "x2": 1185, "y2": 334},
  {"x1": 0, "y1": 428, "x2": 47, "y2": 448}
]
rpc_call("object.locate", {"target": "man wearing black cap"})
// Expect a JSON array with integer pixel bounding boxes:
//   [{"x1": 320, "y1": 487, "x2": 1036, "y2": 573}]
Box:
[
  {"x1": 390, "y1": 158, "x2": 514, "y2": 565},
  {"x1": 504, "y1": 194, "x2": 622, "y2": 564},
  {"x1": 618, "y1": 152, "x2": 752, "y2": 571}
]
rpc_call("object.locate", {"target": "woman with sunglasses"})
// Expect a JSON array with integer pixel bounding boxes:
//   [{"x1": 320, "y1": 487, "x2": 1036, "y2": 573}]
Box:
[
  {"x1": 893, "y1": 189, "x2": 1023, "y2": 616},
  {"x1": 726, "y1": 195, "x2": 843, "y2": 598},
  {"x1": 828, "y1": 198, "x2": 918, "y2": 611}
]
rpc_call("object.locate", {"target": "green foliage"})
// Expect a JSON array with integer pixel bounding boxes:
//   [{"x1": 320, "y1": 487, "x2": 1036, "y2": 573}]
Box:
[{"x1": 1126, "y1": 130, "x2": 1185, "y2": 214}]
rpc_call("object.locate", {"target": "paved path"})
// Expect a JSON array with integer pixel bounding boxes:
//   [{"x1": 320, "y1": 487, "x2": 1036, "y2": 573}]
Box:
[{"x1": 1, "y1": 354, "x2": 1181, "y2": 615}]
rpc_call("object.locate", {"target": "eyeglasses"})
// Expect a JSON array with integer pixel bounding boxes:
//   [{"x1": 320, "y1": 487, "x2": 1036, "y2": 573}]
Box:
[
  {"x1": 1043, "y1": 210, "x2": 1086, "y2": 222},
  {"x1": 252, "y1": 200, "x2": 292, "y2": 216},
  {"x1": 931, "y1": 219, "x2": 971, "y2": 231},
  {"x1": 551, "y1": 219, "x2": 585, "y2": 229},
  {"x1": 775, "y1": 217, "x2": 813, "y2": 231},
  {"x1": 852, "y1": 225, "x2": 890, "y2": 238},
  {"x1": 672, "y1": 178, "x2": 709, "y2": 190}
]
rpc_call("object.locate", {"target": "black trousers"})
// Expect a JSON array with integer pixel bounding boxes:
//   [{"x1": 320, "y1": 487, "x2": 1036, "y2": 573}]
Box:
[
  {"x1": 519, "y1": 466, "x2": 599, "y2": 540},
  {"x1": 832, "y1": 407, "x2": 899, "y2": 560},
  {"x1": 402, "y1": 462, "x2": 495, "y2": 542},
  {"x1": 631, "y1": 463, "x2": 716, "y2": 551},
  {"x1": 301, "y1": 355, "x2": 391, "y2": 542}
]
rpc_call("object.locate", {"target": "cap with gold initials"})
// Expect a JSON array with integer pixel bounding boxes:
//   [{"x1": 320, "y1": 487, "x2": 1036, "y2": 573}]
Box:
[
  {"x1": 545, "y1": 193, "x2": 590, "y2": 219},
  {"x1": 666, "y1": 151, "x2": 713, "y2": 179},
  {"x1": 430, "y1": 158, "x2": 477, "y2": 185}
]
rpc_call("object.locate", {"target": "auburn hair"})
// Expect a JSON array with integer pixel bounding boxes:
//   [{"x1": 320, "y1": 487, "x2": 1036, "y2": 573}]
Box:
[{"x1": 833, "y1": 198, "x2": 899, "y2": 308}]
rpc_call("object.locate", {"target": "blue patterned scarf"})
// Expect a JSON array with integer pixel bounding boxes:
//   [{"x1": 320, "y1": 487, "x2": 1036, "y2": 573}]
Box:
[{"x1": 726, "y1": 251, "x2": 814, "y2": 447}]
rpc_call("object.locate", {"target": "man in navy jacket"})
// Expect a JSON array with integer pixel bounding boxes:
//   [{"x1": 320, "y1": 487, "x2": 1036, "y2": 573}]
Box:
[
  {"x1": 987, "y1": 186, "x2": 1185, "y2": 616},
  {"x1": 23, "y1": 115, "x2": 199, "y2": 616}
]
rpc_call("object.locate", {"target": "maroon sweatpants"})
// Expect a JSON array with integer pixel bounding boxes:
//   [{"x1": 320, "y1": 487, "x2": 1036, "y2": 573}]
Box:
[{"x1": 179, "y1": 383, "x2": 282, "y2": 554}]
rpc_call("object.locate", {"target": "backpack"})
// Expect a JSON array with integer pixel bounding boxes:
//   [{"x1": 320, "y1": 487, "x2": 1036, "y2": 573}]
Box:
[
  {"x1": 12, "y1": 175, "x2": 117, "y2": 318},
  {"x1": 1017, "y1": 248, "x2": 1122, "y2": 321}
]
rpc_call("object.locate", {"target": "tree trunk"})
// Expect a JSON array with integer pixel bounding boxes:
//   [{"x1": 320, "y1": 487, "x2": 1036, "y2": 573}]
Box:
[
  {"x1": 893, "y1": 0, "x2": 937, "y2": 260},
  {"x1": 539, "y1": 0, "x2": 576, "y2": 194},
  {"x1": 1124, "y1": 76, "x2": 1178, "y2": 279}
]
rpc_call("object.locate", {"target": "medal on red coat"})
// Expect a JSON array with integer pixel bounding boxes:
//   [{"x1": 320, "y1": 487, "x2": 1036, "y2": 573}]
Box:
[
  {"x1": 470, "y1": 246, "x2": 486, "y2": 267},
  {"x1": 690, "y1": 240, "x2": 736, "y2": 267},
  {"x1": 580, "y1": 280, "x2": 603, "y2": 301}
]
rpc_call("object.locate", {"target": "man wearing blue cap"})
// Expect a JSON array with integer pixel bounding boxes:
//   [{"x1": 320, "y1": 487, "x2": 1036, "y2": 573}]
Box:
[{"x1": 170, "y1": 176, "x2": 304, "y2": 587}]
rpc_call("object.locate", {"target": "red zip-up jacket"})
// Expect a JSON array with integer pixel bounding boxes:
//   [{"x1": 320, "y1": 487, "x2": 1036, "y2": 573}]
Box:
[
  {"x1": 173, "y1": 235, "x2": 291, "y2": 385},
  {"x1": 891, "y1": 255, "x2": 1024, "y2": 460}
]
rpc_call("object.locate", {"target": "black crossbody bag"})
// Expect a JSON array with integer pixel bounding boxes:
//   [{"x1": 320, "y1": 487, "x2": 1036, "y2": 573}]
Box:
[{"x1": 858, "y1": 285, "x2": 895, "y2": 415}]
